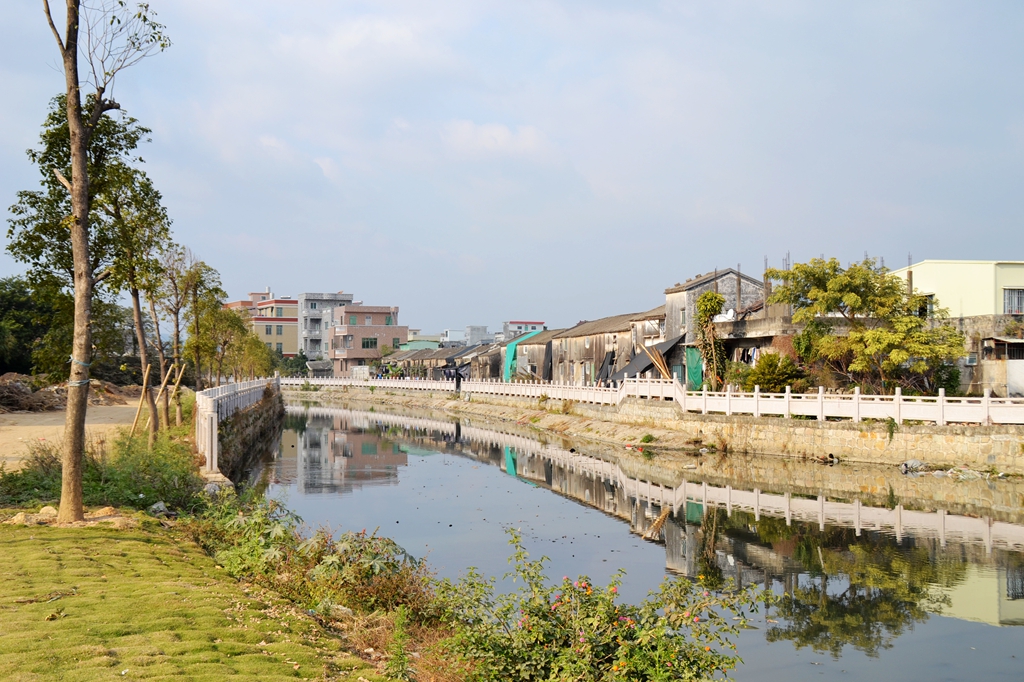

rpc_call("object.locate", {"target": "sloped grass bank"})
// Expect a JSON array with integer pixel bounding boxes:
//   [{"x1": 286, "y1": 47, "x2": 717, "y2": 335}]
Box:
[{"x1": 0, "y1": 520, "x2": 383, "y2": 681}]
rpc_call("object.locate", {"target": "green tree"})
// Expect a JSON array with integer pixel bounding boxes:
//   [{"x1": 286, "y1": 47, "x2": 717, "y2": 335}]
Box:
[
  {"x1": 744, "y1": 352, "x2": 803, "y2": 392},
  {"x1": 766, "y1": 257, "x2": 965, "y2": 393},
  {"x1": 101, "y1": 163, "x2": 171, "y2": 443},
  {"x1": 10, "y1": 0, "x2": 167, "y2": 522},
  {"x1": 156, "y1": 245, "x2": 196, "y2": 425},
  {"x1": 182, "y1": 259, "x2": 224, "y2": 391},
  {"x1": 695, "y1": 291, "x2": 727, "y2": 390},
  {"x1": 0, "y1": 276, "x2": 52, "y2": 375}
]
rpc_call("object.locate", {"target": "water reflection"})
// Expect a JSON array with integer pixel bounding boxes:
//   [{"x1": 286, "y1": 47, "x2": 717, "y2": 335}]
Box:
[{"x1": 265, "y1": 406, "x2": 1024, "y2": 662}]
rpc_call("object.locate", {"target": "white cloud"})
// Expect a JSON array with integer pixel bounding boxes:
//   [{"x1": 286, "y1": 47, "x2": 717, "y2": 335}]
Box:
[{"x1": 443, "y1": 120, "x2": 548, "y2": 159}]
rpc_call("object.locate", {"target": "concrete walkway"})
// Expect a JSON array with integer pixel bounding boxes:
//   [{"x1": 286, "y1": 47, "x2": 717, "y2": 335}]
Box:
[{"x1": 0, "y1": 405, "x2": 138, "y2": 471}]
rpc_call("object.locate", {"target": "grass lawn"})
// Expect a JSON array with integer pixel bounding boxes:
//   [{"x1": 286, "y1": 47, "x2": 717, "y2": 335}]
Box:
[{"x1": 0, "y1": 518, "x2": 386, "y2": 681}]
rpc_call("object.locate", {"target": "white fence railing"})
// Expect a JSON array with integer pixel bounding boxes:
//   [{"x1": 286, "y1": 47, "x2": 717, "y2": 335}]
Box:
[
  {"x1": 280, "y1": 376, "x2": 1024, "y2": 426},
  {"x1": 195, "y1": 377, "x2": 280, "y2": 474}
]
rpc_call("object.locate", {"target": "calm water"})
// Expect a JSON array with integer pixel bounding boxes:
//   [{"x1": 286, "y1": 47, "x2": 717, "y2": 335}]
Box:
[{"x1": 262, "y1": 406, "x2": 1024, "y2": 681}]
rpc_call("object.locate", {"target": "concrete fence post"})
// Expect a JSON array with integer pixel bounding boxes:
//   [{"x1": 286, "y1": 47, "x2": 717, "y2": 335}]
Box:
[
  {"x1": 983, "y1": 388, "x2": 992, "y2": 425},
  {"x1": 817, "y1": 386, "x2": 825, "y2": 421},
  {"x1": 894, "y1": 386, "x2": 902, "y2": 425},
  {"x1": 937, "y1": 388, "x2": 946, "y2": 426},
  {"x1": 725, "y1": 384, "x2": 732, "y2": 416},
  {"x1": 702, "y1": 386, "x2": 708, "y2": 415},
  {"x1": 853, "y1": 386, "x2": 861, "y2": 423},
  {"x1": 784, "y1": 385, "x2": 792, "y2": 419}
]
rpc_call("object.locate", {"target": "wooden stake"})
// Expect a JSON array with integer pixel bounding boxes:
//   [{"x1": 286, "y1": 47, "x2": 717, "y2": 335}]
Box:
[
  {"x1": 129, "y1": 363, "x2": 150, "y2": 438},
  {"x1": 150, "y1": 363, "x2": 176, "y2": 429}
]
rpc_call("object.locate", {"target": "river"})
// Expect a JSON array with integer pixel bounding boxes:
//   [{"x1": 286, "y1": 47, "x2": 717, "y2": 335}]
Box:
[{"x1": 260, "y1": 405, "x2": 1024, "y2": 681}]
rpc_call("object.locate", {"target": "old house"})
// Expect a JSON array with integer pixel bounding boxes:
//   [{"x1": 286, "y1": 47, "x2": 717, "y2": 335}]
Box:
[
  {"x1": 551, "y1": 313, "x2": 638, "y2": 385},
  {"x1": 470, "y1": 343, "x2": 504, "y2": 380},
  {"x1": 510, "y1": 328, "x2": 564, "y2": 380},
  {"x1": 630, "y1": 306, "x2": 666, "y2": 353}
]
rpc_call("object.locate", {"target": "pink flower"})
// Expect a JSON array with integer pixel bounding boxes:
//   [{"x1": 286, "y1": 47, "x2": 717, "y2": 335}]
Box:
[
  {"x1": 694, "y1": 616, "x2": 700, "y2": 622},
  {"x1": 610, "y1": 587, "x2": 617, "y2": 593}
]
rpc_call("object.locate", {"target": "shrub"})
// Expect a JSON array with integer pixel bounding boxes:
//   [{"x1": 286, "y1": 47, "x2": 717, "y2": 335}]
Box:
[
  {"x1": 183, "y1": 494, "x2": 436, "y2": 620},
  {"x1": 639, "y1": 434, "x2": 655, "y2": 444},
  {"x1": 744, "y1": 353, "x2": 803, "y2": 393},
  {"x1": 435, "y1": 529, "x2": 770, "y2": 681},
  {"x1": 0, "y1": 433, "x2": 204, "y2": 510}
]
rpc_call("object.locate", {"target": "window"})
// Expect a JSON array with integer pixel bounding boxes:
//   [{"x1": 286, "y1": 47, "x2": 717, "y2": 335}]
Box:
[
  {"x1": 531, "y1": 326, "x2": 537, "y2": 330},
  {"x1": 276, "y1": 325, "x2": 283, "y2": 335},
  {"x1": 361, "y1": 442, "x2": 378, "y2": 455},
  {"x1": 265, "y1": 325, "x2": 272, "y2": 335},
  {"x1": 310, "y1": 301, "x2": 317, "y2": 309},
  {"x1": 385, "y1": 315, "x2": 393, "y2": 325},
  {"x1": 276, "y1": 343, "x2": 283, "y2": 352},
  {"x1": 276, "y1": 307, "x2": 283, "y2": 317},
  {"x1": 344, "y1": 335, "x2": 353, "y2": 349},
  {"x1": 349, "y1": 315, "x2": 357, "y2": 325},
  {"x1": 393, "y1": 338, "x2": 401, "y2": 349},
  {"x1": 365, "y1": 315, "x2": 372, "y2": 325},
  {"x1": 1005, "y1": 289, "x2": 1024, "y2": 315},
  {"x1": 362, "y1": 337, "x2": 378, "y2": 349},
  {"x1": 680, "y1": 310, "x2": 687, "y2": 326}
]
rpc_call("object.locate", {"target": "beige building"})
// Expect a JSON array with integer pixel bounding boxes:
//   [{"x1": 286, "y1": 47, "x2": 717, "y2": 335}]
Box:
[
  {"x1": 250, "y1": 297, "x2": 300, "y2": 357},
  {"x1": 891, "y1": 260, "x2": 1024, "y2": 317}
]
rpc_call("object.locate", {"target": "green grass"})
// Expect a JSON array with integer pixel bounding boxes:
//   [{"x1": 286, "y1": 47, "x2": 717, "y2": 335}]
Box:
[{"x1": 0, "y1": 520, "x2": 385, "y2": 681}]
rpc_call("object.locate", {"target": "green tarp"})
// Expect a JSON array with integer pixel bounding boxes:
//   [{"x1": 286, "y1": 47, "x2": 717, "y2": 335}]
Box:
[
  {"x1": 685, "y1": 347, "x2": 703, "y2": 390},
  {"x1": 502, "y1": 329, "x2": 543, "y2": 381}
]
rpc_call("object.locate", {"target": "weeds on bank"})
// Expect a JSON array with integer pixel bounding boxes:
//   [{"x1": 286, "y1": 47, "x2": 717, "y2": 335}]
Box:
[
  {"x1": 183, "y1": 495, "x2": 771, "y2": 681},
  {"x1": 0, "y1": 433, "x2": 204, "y2": 511}
]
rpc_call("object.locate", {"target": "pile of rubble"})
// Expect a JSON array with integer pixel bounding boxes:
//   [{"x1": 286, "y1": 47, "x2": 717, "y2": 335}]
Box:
[{"x1": 0, "y1": 373, "x2": 140, "y2": 413}]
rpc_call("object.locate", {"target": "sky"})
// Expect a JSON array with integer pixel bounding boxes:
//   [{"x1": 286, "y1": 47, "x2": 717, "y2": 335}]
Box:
[{"x1": 2, "y1": 1, "x2": 1024, "y2": 333}]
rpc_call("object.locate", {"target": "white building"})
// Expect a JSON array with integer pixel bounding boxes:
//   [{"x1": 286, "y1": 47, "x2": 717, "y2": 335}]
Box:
[{"x1": 297, "y1": 291, "x2": 355, "y2": 359}]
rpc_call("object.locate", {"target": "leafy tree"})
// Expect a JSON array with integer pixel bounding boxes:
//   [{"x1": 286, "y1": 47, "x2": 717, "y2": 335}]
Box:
[
  {"x1": 766, "y1": 257, "x2": 965, "y2": 393},
  {"x1": 156, "y1": 245, "x2": 196, "y2": 425},
  {"x1": 101, "y1": 163, "x2": 171, "y2": 443},
  {"x1": 0, "y1": 276, "x2": 52, "y2": 375},
  {"x1": 279, "y1": 350, "x2": 310, "y2": 377},
  {"x1": 695, "y1": 291, "x2": 727, "y2": 390},
  {"x1": 12, "y1": 0, "x2": 167, "y2": 522},
  {"x1": 182, "y1": 260, "x2": 224, "y2": 391},
  {"x1": 744, "y1": 353, "x2": 803, "y2": 393}
]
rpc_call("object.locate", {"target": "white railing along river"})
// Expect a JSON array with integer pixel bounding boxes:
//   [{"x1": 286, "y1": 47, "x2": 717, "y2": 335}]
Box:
[
  {"x1": 195, "y1": 377, "x2": 280, "y2": 474},
  {"x1": 281, "y1": 376, "x2": 1024, "y2": 426}
]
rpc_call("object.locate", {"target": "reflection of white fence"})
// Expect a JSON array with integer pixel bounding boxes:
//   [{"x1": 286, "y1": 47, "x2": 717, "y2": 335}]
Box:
[
  {"x1": 195, "y1": 378, "x2": 279, "y2": 474},
  {"x1": 290, "y1": 405, "x2": 1024, "y2": 554},
  {"x1": 281, "y1": 376, "x2": 1024, "y2": 425}
]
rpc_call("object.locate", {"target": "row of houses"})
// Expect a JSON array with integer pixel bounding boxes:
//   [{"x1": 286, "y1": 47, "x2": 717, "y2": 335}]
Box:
[{"x1": 381, "y1": 260, "x2": 1024, "y2": 397}]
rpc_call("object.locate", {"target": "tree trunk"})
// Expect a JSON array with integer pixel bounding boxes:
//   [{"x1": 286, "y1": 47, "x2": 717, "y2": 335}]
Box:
[
  {"x1": 172, "y1": 311, "x2": 182, "y2": 426},
  {"x1": 192, "y1": 285, "x2": 202, "y2": 392},
  {"x1": 147, "y1": 294, "x2": 170, "y2": 428},
  {"x1": 57, "y1": 0, "x2": 89, "y2": 524},
  {"x1": 131, "y1": 286, "x2": 158, "y2": 446}
]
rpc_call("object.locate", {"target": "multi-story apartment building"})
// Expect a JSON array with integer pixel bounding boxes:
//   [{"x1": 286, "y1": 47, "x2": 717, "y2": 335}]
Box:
[
  {"x1": 329, "y1": 305, "x2": 409, "y2": 377},
  {"x1": 297, "y1": 291, "x2": 355, "y2": 360},
  {"x1": 225, "y1": 288, "x2": 300, "y2": 357},
  {"x1": 251, "y1": 297, "x2": 299, "y2": 357}
]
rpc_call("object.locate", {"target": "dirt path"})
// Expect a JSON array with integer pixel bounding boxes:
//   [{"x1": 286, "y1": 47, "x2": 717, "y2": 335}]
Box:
[{"x1": 0, "y1": 405, "x2": 138, "y2": 470}]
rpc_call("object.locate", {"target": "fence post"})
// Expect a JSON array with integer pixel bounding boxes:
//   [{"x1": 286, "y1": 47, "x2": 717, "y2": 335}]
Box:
[
  {"x1": 853, "y1": 386, "x2": 861, "y2": 423},
  {"x1": 754, "y1": 385, "x2": 760, "y2": 418},
  {"x1": 894, "y1": 386, "x2": 902, "y2": 425},
  {"x1": 702, "y1": 385, "x2": 708, "y2": 414},
  {"x1": 725, "y1": 384, "x2": 732, "y2": 416},
  {"x1": 983, "y1": 388, "x2": 991, "y2": 425},
  {"x1": 817, "y1": 386, "x2": 825, "y2": 421},
  {"x1": 785, "y1": 385, "x2": 792, "y2": 418},
  {"x1": 937, "y1": 388, "x2": 946, "y2": 426}
]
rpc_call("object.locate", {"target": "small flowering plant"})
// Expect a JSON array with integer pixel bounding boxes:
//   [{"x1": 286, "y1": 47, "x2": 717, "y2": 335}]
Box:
[{"x1": 437, "y1": 529, "x2": 772, "y2": 681}]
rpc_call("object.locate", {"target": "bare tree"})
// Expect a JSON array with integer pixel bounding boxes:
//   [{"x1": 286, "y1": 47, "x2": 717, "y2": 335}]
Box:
[{"x1": 42, "y1": 0, "x2": 169, "y2": 522}]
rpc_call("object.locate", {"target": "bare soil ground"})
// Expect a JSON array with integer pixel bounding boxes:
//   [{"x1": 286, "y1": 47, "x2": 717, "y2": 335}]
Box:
[{"x1": 0, "y1": 405, "x2": 138, "y2": 471}]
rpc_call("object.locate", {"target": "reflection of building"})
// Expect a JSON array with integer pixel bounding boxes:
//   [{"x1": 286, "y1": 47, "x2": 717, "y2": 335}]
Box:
[
  {"x1": 941, "y1": 563, "x2": 1024, "y2": 626},
  {"x1": 283, "y1": 414, "x2": 407, "y2": 494}
]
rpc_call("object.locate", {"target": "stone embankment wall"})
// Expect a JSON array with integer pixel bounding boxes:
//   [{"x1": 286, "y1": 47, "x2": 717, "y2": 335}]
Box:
[
  {"x1": 286, "y1": 386, "x2": 1024, "y2": 475},
  {"x1": 217, "y1": 386, "x2": 284, "y2": 483}
]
